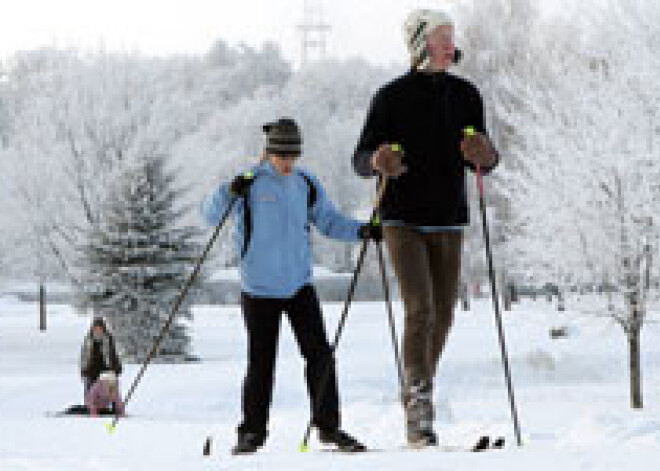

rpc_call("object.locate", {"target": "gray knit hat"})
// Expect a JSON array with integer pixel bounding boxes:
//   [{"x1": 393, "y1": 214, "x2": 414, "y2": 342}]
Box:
[{"x1": 263, "y1": 117, "x2": 302, "y2": 157}]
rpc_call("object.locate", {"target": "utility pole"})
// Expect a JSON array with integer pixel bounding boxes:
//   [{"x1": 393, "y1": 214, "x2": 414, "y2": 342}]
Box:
[{"x1": 296, "y1": 0, "x2": 331, "y2": 67}]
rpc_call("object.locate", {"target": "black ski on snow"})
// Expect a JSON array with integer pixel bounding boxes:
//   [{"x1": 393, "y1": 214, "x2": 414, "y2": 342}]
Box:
[
  {"x1": 320, "y1": 435, "x2": 506, "y2": 454},
  {"x1": 202, "y1": 435, "x2": 505, "y2": 456},
  {"x1": 46, "y1": 405, "x2": 128, "y2": 418},
  {"x1": 407, "y1": 435, "x2": 505, "y2": 453}
]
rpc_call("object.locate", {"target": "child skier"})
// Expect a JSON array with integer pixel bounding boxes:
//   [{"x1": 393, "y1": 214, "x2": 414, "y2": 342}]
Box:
[{"x1": 201, "y1": 117, "x2": 381, "y2": 454}]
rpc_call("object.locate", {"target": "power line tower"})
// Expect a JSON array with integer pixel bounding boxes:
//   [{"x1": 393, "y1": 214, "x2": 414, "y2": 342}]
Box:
[{"x1": 296, "y1": 0, "x2": 331, "y2": 66}]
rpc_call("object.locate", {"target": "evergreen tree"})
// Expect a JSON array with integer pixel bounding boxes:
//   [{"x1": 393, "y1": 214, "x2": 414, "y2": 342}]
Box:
[{"x1": 81, "y1": 154, "x2": 201, "y2": 363}]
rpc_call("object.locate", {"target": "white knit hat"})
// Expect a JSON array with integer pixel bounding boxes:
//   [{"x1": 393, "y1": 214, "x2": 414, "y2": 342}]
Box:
[
  {"x1": 403, "y1": 9, "x2": 454, "y2": 69},
  {"x1": 99, "y1": 371, "x2": 117, "y2": 384}
]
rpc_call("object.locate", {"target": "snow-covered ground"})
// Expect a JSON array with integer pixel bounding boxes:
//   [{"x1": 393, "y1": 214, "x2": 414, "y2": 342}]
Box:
[
  {"x1": 209, "y1": 265, "x2": 351, "y2": 282},
  {"x1": 1, "y1": 294, "x2": 660, "y2": 470}
]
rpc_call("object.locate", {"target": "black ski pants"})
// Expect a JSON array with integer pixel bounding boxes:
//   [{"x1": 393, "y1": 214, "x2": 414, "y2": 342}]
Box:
[{"x1": 238, "y1": 284, "x2": 340, "y2": 437}]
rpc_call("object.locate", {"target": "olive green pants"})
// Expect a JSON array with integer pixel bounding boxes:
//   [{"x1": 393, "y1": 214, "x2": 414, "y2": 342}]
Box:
[{"x1": 383, "y1": 226, "x2": 463, "y2": 393}]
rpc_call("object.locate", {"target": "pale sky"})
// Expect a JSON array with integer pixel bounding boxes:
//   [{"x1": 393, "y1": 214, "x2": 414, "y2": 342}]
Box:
[{"x1": 0, "y1": 0, "x2": 452, "y2": 67}]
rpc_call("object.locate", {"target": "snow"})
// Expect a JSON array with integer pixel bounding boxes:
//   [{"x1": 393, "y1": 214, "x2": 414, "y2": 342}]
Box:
[
  {"x1": 209, "y1": 265, "x2": 351, "y2": 282},
  {"x1": 1, "y1": 294, "x2": 660, "y2": 470},
  {"x1": 208, "y1": 267, "x2": 241, "y2": 282}
]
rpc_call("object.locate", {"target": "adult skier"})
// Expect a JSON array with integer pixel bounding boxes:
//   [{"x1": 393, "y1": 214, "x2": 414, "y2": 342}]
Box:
[{"x1": 353, "y1": 9, "x2": 499, "y2": 447}]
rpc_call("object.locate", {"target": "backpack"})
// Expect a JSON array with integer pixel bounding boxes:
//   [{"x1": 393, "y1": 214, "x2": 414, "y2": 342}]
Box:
[{"x1": 240, "y1": 171, "x2": 317, "y2": 260}]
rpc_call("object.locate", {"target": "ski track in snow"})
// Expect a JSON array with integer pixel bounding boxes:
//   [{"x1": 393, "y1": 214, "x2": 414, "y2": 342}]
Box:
[{"x1": 1, "y1": 295, "x2": 660, "y2": 470}]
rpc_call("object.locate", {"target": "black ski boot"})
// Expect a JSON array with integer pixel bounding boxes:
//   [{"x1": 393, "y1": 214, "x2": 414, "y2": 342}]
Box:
[
  {"x1": 472, "y1": 435, "x2": 490, "y2": 452},
  {"x1": 492, "y1": 436, "x2": 505, "y2": 449},
  {"x1": 318, "y1": 428, "x2": 367, "y2": 452},
  {"x1": 231, "y1": 432, "x2": 266, "y2": 455}
]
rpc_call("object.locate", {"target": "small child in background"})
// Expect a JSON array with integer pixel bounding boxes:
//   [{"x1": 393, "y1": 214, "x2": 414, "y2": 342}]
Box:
[{"x1": 85, "y1": 371, "x2": 125, "y2": 417}]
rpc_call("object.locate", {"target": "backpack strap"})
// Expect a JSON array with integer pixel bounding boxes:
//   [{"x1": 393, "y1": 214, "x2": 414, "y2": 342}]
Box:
[
  {"x1": 298, "y1": 172, "x2": 318, "y2": 212},
  {"x1": 240, "y1": 172, "x2": 317, "y2": 260},
  {"x1": 240, "y1": 192, "x2": 254, "y2": 260}
]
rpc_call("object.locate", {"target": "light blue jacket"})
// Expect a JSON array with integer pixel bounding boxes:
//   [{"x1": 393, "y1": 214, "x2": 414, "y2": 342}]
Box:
[{"x1": 201, "y1": 161, "x2": 362, "y2": 298}]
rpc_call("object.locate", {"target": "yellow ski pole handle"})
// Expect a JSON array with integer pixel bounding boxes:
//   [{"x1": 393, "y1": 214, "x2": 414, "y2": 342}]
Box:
[
  {"x1": 463, "y1": 126, "x2": 476, "y2": 137},
  {"x1": 104, "y1": 422, "x2": 117, "y2": 434}
]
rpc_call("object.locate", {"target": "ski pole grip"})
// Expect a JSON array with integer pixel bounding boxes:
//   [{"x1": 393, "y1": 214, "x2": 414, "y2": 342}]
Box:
[
  {"x1": 390, "y1": 143, "x2": 402, "y2": 152},
  {"x1": 463, "y1": 126, "x2": 476, "y2": 137}
]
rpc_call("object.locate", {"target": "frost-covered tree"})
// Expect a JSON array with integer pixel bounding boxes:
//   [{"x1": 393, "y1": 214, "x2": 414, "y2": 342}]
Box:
[
  {"x1": 80, "y1": 155, "x2": 201, "y2": 363},
  {"x1": 452, "y1": 0, "x2": 548, "y2": 293},
  {"x1": 2, "y1": 41, "x2": 290, "y2": 286},
  {"x1": 1, "y1": 50, "x2": 199, "y2": 285},
  {"x1": 0, "y1": 67, "x2": 9, "y2": 148},
  {"x1": 472, "y1": 0, "x2": 660, "y2": 408}
]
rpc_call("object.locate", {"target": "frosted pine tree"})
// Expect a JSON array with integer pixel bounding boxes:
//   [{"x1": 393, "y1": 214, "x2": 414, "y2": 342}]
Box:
[{"x1": 81, "y1": 155, "x2": 201, "y2": 363}]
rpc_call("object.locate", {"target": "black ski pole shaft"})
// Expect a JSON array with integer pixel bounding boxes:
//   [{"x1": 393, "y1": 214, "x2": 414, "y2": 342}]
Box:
[
  {"x1": 107, "y1": 196, "x2": 238, "y2": 432},
  {"x1": 299, "y1": 223, "x2": 372, "y2": 451},
  {"x1": 299, "y1": 187, "x2": 388, "y2": 450},
  {"x1": 475, "y1": 165, "x2": 523, "y2": 446},
  {"x1": 298, "y1": 177, "x2": 389, "y2": 451},
  {"x1": 376, "y1": 241, "x2": 404, "y2": 390}
]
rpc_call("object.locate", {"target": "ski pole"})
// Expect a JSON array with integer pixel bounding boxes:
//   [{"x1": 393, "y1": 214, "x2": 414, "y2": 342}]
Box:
[
  {"x1": 298, "y1": 176, "x2": 390, "y2": 452},
  {"x1": 372, "y1": 157, "x2": 403, "y2": 391},
  {"x1": 375, "y1": 228, "x2": 404, "y2": 391},
  {"x1": 465, "y1": 126, "x2": 523, "y2": 447},
  {"x1": 106, "y1": 193, "x2": 240, "y2": 433}
]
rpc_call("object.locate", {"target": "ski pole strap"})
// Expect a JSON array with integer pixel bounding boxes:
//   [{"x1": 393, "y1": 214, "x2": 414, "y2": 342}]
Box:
[
  {"x1": 462, "y1": 127, "x2": 485, "y2": 196},
  {"x1": 476, "y1": 164, "x2": 484, "y2": 198},
  {"x1": 371, "y1": 143, "x2": 400, "y2": 210},
  {"x1": 373, "y1": 177, "x2": 388, "y2": 210}
]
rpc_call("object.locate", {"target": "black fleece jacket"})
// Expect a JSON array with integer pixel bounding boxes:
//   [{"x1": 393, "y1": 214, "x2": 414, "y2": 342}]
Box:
[{"x1": 353, "y1": 69, "x2": 498, "y2": 227}]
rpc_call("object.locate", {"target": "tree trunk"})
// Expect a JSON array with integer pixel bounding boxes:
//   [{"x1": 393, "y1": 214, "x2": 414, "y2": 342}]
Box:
[
  {"x1": 628, "y1": 330, "x2": 643, "y2": 408},
  {"x1": 39, "y1": 283, "x2": 47, "y2": 332},
  {"x1": 557, "y1": 291, "x2": 565, "y2": 312},
  {"x1": 502, "y1": 275, "x2": 512, "y2": 311},
  {"x1": 498, "y1": 272, "x2": 507, "y2": 310},
  {"x1": 460, "y1": 282, "x2": 470, "y2": 311},
  {"x1": 510, "y1": 282, "x2": 519, "y2": 304}
]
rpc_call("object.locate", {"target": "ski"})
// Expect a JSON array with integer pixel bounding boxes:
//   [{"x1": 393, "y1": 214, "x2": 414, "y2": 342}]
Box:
[
  {"x1": 406, "y1": 435, "x2": 505, "y2": 453},
  {"x1": 46, "y1": 405, "x2": 128, "y2": 418},
  {"x1": 320, "y1": 435, "x2": 505, "y2": 454},
  {"x1": 202, "y1": 435, "x2": 505, "y2": 456}
]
